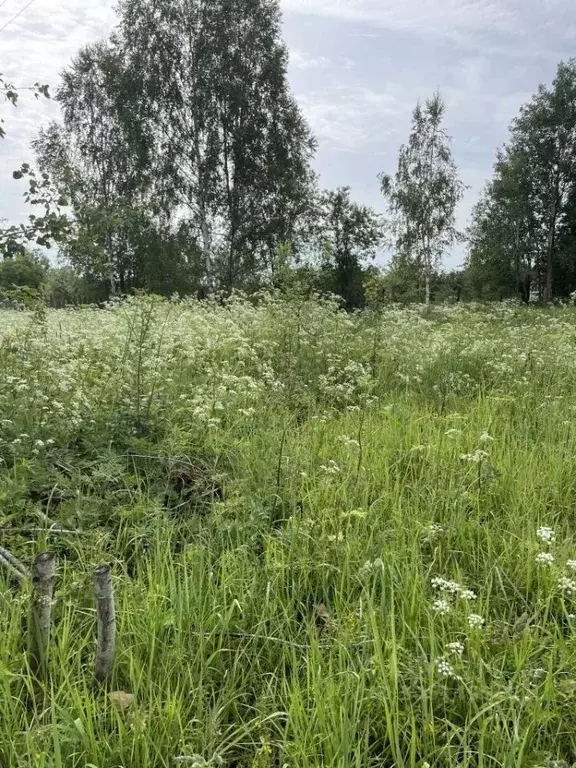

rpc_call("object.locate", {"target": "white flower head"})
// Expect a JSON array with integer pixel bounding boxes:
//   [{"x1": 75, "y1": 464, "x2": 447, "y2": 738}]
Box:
[
  {"x1": 319, "y1": 460, "x2": 341, "y2": 475},
  {"x1": 447, "y1": 641, "x2": 465, "y2": 656},
  {"x1": 460, "y1": 450, "x2": 489, "y2": 463},
  {"x1": 536, "y1": 552, "x2": 555, "y2": 566},
  {"x1": 567, "y1": 560, "x2": 576, "y2": 571},
  {"x1": 479, "y1": 430, "x2": 494, "y2": 443},
  {"x1": 558, "y1": 576, "x2": 576, "y2": 595},
  {"x1": 537, "y1": 526, "x2": 556, "y2": 545},
  {"x1": 431, "y1": 577, "x2": 461, "y2": 594},
  {"x1": 468, "y1": 613, "x2": 485, "y2": 628},
  {"x1": 436, "y1": 658, "x2": 461, "y2": 681},
  {"x1": 433, "y1": 598, "x2": 451, "y2": 615}
]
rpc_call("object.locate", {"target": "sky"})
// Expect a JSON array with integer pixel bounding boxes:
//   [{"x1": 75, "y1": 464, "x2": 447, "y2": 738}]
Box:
[{"x1": 1, "y1": 0, "x2": 576, "y2": 268}]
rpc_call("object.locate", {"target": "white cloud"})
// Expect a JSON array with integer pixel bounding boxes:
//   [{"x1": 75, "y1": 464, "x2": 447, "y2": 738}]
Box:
[
  {"x1": 281, "y1": 0, "x2": 574, "y2": 43},
  {"x1": 298, "y1": 85, "x2": 412, "y2": 151},
  {"x1": 0, "y1": 0, "x2": 116, "y2": 221},
  {"x1": 289, "y1": 49, "x2": 333, "y2": 70}
]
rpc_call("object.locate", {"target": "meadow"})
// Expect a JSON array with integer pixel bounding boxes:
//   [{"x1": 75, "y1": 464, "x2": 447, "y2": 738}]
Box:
[{"x1": 2, "y1": 294, "x2": 576, "y2": 767}]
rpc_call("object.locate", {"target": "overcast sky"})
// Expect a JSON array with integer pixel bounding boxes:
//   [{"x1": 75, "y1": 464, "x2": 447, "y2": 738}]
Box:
[{"x1": 1, "y1": 0, "x2": 575, "y2": 268}]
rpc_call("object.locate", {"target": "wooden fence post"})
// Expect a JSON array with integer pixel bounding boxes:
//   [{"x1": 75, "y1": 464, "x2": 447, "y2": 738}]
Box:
[
  {"x1": 93, "y1": 565, "x2": 116, "y2": 683},
  {"x1": 28, "y1": 552, "x2": 56, "y2": 680}
]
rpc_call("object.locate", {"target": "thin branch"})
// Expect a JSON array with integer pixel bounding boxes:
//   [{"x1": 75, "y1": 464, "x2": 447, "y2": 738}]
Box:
[
  {"x1": 189, "y1": 631, "x2": 375, "y2": 651},
  {"x1": 0, "y1": 545, "x2": 28, "y2": 580},
  {"x1": 0, "y1": 527, "x2": 85, "y2": 536}
]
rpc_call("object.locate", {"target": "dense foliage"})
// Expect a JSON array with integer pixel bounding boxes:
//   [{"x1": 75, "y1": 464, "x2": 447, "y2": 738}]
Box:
[
  {"x1": 467, "y1": 60, "x2": 576, "y2": 302},
  {"x1": 5, "y1": 2, "x2": 576, "y2": 304},
  {"x1": 2, "y1": 297, "x2": 576, "y2": 764}
]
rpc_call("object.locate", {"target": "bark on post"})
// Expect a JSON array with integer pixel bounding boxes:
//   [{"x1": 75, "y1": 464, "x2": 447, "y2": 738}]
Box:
[
  {"x1": 93, "y1": 565, "x2": 116, "y2": 684},
  {"x1": 28, "y1": 552, "x2": 56, "y2": 679}
]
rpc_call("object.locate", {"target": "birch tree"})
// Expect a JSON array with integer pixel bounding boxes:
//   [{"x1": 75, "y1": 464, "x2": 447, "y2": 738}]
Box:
[{"x1": 380, "y1": 93, "x2": 464, "y2": 305}]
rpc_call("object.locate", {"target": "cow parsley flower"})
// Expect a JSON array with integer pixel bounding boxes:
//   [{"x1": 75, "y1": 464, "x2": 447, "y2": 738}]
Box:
[
  {"x1": 447, "y1": 641, "x2": 465, "y2": 656},
  {"x1": 558, "y1": 576, "x2": 576, "y2": 595},
  {"x1": 468, "y1": 614, "x2": 485, "y2": 628},
  {"x1": 319, "y1": 460, "x2": 341, "y2": 475},
  {"x1": 460, "y1": 450, "x2": 489, "y2": 463},
  {"x1": 436, "y1": 658, "x2": 461, "y2": 681},
  {"x1": 537, "y1": 526, "x2": 555, "y2": 545},
  {"x1": 431, "y1": 577, "x2": 461, "y2": 594},
  {"x1": 433, "y1": 598, "x2": 451, "y2": 615},
  {"x1": 536, "y1": 552, "x2": 555, "y2": 566}
]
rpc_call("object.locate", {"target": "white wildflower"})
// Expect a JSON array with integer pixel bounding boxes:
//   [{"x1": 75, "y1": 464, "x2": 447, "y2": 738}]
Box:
[
  {"x1": 468, "y1": 614, "x2": 485, "y2": 628},
  {"x1": 535, "y1": 552, "x2": 555, "y2": 566},
  {"x1": 431, "y1": 577, "x2": 461, "y2": 594},
  {"x1": 436, "y1": 658, "x2": 461, "y2": 681},
  {"x1": 558, "y1": 576, "x2": 576, "y2": 595},
  {"x1": 432, "y1": 577, "x2": 475, "y2": 600},
  {"x1": 433, "y1": 598, "x2": 451, "y2": 615},
  {"x1": 567, "y1": 560, "x2": 576, "y2": 571},
  {"x1": 537, "y1": 526, "x2": 556, "y2": 545},
  {"x1": 319, "y1": 460, "x2": 341, "y2": 475},
  {"x1": 338, "y1": 435, "x2": 360, "y2": 449},
  {"x1": 479, "y1": 430, "x2": 494, "y2": 443},
  {"x1": 447, "y1": 641, "x2": 465, "y2": 656},
  {"x1": 460, "y1": 450, "x2": 489, "y2": 463}
]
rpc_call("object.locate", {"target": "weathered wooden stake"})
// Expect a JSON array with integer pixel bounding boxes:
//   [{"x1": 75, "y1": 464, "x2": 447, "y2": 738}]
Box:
[
  {"x1": 93, "y1": 565, "x2": 116, "y2": 683},
  {"x1": 28, "y1": 552, "x2": 56, "y2": 679}
]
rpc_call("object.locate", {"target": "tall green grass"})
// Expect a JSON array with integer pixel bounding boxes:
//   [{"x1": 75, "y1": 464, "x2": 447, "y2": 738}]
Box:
[{"x1": 2, "y1": 295, "x2": 576, "y2": 766}]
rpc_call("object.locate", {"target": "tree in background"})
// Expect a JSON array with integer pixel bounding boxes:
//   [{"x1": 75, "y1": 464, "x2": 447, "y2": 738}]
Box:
[
  {"x1": 114, "y1": 0, "x2": 316, "y2": 291},
  {"x1": 0, "y1": 251, "x2": 48, "y2": 291},
  {"x1": 32, "y1": 43, "x2": 161, "y2": 294},
  {"x1": 312, "y1": 187, "x2": 384, "y2": 309},
  {"x1": 467, "y1": 149, "x2": 538, "y2": 301},
  {"x1": 513, "y1": 60, "x2": 576, "y2": 302},
  {"x1": 381, "y1": 93, "x2": 464, "y2": 305},
  {"x1": 469, "y1": 60, "x2": 576, "y2": 302}
]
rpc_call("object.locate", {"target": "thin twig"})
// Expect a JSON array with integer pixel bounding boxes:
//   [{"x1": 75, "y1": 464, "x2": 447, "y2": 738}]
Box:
[
  {"x1": 189, "y1": 631, "x2": 375, "y2": 651},
  {"x1": 0, "y1": 545, "x2": 28, "y2": 580},
  {"x1": 0, "y1": 527, "x2": 85, "y2": 536}
]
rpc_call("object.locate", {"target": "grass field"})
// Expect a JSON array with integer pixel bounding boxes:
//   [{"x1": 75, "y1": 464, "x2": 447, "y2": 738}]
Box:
[{"x1": 2, "y1": 294, "x2": 576, "y2": 767}]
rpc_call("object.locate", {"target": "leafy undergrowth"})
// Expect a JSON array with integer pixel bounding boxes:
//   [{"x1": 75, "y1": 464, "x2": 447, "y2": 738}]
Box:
[{"x1": 2, "y1": 295, "x2": 576, "y2": 766}]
